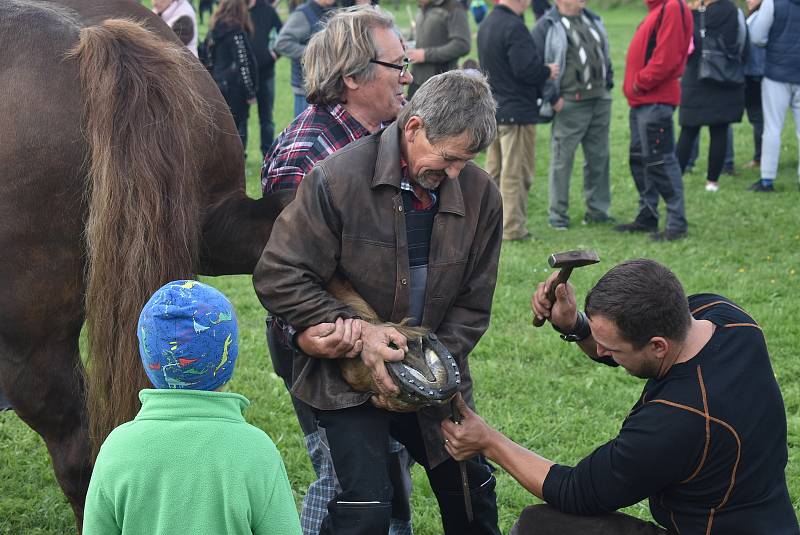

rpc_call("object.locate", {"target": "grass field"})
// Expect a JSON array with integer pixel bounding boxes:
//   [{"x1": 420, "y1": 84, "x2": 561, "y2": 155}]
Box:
[{"x1": 1, "y1": 2, "x2": 798, "y2": 533}]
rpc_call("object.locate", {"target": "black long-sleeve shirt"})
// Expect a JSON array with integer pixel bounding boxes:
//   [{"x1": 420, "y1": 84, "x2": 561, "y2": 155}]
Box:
[{"x1": 544, "y1": 294, "x2": 799, "y2": 534}]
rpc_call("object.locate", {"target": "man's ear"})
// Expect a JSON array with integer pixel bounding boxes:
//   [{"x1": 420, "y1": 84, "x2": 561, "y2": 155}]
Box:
[
  {"x1": 649, "y1": 337, "x2": 670, "y2": 360},
  {"x1": 404, "y1": 116, "x2": 423, "y2": 143},
  {"x1": 343, "y1": 75, "x2": 359, "y2": 91}
]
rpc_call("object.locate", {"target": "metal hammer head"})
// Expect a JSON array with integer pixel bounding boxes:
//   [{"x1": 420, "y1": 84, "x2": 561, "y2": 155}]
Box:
[{"x1": 548, "y1": 249, "x2": 600, "y2": 269}]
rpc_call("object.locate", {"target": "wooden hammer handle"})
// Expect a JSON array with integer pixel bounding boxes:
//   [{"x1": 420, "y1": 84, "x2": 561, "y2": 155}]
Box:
[{"x1": 532, "y1": 267, "x2": 574, "y2": 327}]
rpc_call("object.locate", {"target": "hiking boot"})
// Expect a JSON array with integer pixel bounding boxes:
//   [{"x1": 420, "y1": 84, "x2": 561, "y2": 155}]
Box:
[
  {"x1": 613, "y1": 221, "x2": 657, "y2": 233},
  {"x1": 748, "y1": 181, "x2": 775, "y2": 192},
  {"x1": 651, "y1": 229, "x2": 687, "y2": 242}
]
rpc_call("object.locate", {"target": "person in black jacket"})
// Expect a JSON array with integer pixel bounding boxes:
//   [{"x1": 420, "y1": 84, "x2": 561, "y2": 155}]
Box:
[
  {"x1": 249, "y1": 0, "x2": 282, "y2": 156},
  {"x1": 206, "y1": 0, "x2": 259, "y2": 153},
  {"x1": 675, "y1": 0, "x2": 745, "y2": 192},
  {"x1": 477, "y1": 0, "x2": 558, "y2": 241}
]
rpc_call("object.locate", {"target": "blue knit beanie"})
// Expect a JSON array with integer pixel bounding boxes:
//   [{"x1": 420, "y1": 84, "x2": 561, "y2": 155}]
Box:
[{"x1": 137, "y1": 280, "x2": 239, "y2": 390}]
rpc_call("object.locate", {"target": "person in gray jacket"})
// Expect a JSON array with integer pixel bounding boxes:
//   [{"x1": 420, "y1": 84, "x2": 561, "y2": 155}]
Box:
[
  {"x1": 531, "y1": 0, "x2": 614, "y2": 229},
  {"x1": 274, "y1": 0, "x2": 336, "y2": 117},
  {"x1": 406, "y1": 0, "x2": 471, "y2": 98}
]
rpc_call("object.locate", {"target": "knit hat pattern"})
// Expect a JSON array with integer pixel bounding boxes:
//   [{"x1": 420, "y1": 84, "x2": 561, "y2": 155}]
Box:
[{"x1": 138, "y1": 280, "x2": 239, "y2": 390}]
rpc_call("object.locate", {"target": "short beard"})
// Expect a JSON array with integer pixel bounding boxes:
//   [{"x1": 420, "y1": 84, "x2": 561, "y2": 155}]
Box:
[{"x1": 414, "y1": 169, "x2": 447, "y2": 190}]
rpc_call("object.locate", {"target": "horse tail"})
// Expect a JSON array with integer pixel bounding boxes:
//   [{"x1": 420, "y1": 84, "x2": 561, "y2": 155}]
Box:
[{"x1": 67, "y1": 19, "x2": 211, "y2": 458}]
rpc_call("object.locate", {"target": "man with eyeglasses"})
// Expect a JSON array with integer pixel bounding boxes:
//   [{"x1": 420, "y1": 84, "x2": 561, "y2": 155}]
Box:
[
  {"x1": 256, "y1": 69, "x2": 503, "y2": 534},
  {"x1": 261, "y1": 6, "x2": 416, "y2": 535}
]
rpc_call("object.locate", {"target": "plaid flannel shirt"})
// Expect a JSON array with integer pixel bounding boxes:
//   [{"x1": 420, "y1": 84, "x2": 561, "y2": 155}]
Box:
[{"x1": 261, "y1": 103, "x2": 372, "y2": 195}]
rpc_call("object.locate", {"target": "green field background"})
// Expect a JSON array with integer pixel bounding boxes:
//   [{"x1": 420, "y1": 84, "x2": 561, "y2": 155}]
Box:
[{"x1": 0, "y1": 2, "x2": 798, "y2": 533}]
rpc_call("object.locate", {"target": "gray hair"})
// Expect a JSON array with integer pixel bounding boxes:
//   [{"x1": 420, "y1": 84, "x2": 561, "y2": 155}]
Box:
[
  {"x1": 303, "y1": 5, "x2": 396, "y2": 106},
  {"x1": 397, "y1": 70, "x2": 497, "y2": 153}
]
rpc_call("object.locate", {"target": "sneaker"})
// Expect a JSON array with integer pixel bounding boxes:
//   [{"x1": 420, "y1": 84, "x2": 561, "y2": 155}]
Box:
[
  {"x1": 613, "y1": 221, "x2": 657, "y2": 233},
  {"x1": 651, "y1": 229, "x2": 687, "y2": 242},
  {"x1": 705, "y1": 182, "x2": 720, "y2": 192},
  {"x1": 748, "y1": 180, "x2": 775, "y2": 192},
  {"x1": 549, "y1": 222, "x2": 569, "y2": 231},
  {"x1": 742, "y1": 160, "x2": 760, "y2": 170},
  {"x1": 582, "y1": 213, "x2": 616, "y2": 225},
  {"x1": 721, "y1": 165, "x2": 736, "y2": 176}
]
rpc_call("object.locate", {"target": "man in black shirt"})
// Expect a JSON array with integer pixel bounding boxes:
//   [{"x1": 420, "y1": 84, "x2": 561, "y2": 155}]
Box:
[{"x1": 442, "y1": 259, "x2": 799, "y2": 534}]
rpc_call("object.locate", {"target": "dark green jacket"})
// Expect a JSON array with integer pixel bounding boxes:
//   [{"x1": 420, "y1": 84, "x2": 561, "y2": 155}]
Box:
[{"x1": 408, "y1": 0, "x2": 471, "y2": 97}]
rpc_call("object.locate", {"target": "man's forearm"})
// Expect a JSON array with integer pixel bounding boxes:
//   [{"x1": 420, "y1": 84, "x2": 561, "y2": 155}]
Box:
[{"x1": 483, "y1": 429, "x2": 555, "y2": 499}]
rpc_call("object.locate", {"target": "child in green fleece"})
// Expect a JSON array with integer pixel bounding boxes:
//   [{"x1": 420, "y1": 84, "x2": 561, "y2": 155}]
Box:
[{"x1": 84, "y1": 280, "x2": 301, "y2": 535}]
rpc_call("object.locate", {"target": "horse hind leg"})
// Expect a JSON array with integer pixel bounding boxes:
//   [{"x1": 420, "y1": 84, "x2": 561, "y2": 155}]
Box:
[{"x1": 0, "y1": 332, "x2": 91, "y2": 530}]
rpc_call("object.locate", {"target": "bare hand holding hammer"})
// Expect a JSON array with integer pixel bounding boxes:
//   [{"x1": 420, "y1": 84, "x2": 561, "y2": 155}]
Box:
[{"x1": 531, "y1": 272, "x2": 579, "y2": 333}]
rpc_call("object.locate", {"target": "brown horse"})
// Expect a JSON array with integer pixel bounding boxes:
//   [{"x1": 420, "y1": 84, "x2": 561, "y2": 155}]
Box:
[{"x1": 0, "y1": 0, "x2": 283, "y2": 528}]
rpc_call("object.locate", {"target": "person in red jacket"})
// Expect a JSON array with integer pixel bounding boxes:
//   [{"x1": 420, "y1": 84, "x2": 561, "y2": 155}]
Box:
[{"x1": 614, "y1": 0, "x2": 693, "y2": 241}]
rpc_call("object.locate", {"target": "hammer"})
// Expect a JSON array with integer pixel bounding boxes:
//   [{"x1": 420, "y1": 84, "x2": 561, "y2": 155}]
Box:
[{"x1": 532, "y1": 249, "x2": 600, "y2": 327}]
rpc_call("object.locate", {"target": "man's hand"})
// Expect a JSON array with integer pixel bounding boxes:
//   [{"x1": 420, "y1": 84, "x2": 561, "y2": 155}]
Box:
[
  {"x1": 406, "y1": 48, "x2": 425, "y2": 63},
  {"x1": 296, "y1": 318, "x2": 363, "y2": 359},
  {"x1": 531, "y1": 271, "x2": 579, "y2": 333},
  {"x1": 359, "y1": 321, "x2": 407, "y2": 397},
  {"x1": 441, "y1": 394, "x2": 495, "y2": 461},
  {"x1": 553, "y1": 97, "x2": 564, "y2": 113},
  {"x1": 547, "y1": 63, "x2": 560, "y2": 80}
]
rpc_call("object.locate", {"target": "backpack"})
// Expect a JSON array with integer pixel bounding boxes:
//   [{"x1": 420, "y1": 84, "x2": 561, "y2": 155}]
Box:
[
  {"x1": 696, "y1": 3, "x2": 746, "y2": 86},
  {"x1": 645, "y1": 0, "x2": 688, "y2": 65},
  {"x1": 198, "y1": 33, "x2": 214, "y2": 72}
]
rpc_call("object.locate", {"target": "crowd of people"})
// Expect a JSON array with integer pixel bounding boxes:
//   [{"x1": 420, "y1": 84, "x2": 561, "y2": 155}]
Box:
[{"x1": 78, "y1": 1, "x2": 800, "y2": 534}]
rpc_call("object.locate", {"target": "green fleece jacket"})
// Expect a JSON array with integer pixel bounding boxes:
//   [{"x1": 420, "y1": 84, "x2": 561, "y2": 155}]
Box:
[
  {"x1": 409, "y1": 0, "x2": 471, "y2": 96},
  {"x1": 83, "y1": 389, "x2": 301, "y2": 535}
]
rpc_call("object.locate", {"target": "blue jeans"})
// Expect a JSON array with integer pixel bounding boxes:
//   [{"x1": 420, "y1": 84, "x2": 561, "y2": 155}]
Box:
[
  {"x1": 629, "y1": 104, "x2": 687, "y2": 233},
  {"x1": 294, "y1": 92, "x2": 309, "y2": 118},
  {"x1": 256, "y1": 72, "x2": 276, "y2": 157}
]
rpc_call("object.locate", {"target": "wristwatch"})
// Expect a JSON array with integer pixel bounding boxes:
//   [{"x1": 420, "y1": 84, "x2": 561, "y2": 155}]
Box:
[{"x1": 553, "y1": 311, "x2": 592, "y2": 342}]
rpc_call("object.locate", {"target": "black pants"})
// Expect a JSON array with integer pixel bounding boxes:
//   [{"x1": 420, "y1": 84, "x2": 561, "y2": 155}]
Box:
[
  {"x1": 676, "y1": 123, "x2": 729, "y2": 182},
  {"x1": 225, "y1": 91, "x2": 250, "y2": 155},
  {"x1": 315, "y1": 402, "x2": 501, "y2": 535},
  {"x1": 510, "y1": 504, "x2": 668, "y2": 535},
  {"x1": 745, "y1": 75, "x2": 764, "y2": 162},
  {"x1": 255, "y1": 70, "x2": 276, "y2": 157}
]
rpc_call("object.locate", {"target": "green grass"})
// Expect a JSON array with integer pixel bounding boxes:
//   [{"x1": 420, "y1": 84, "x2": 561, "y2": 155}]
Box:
[{"x1": 1, "y1": 3, "x2": 799, "y2": 534}]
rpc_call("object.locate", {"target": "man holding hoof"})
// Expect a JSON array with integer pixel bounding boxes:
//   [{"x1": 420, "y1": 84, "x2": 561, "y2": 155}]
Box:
[
  {"x1": 442, "y1": 259, "x2": 798, "y2": 534},
  {"x1": 261, "y1": 7, "x2": 415, "y2": 533},
  {"x1": 255, "y1": 70, "x2": 503, "y2": 535}
]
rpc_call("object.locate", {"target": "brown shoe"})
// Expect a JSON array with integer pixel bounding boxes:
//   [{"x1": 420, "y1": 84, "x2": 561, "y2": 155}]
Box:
[{"x1": 742, "y1": 160, "x2": 760, "y2": 169}]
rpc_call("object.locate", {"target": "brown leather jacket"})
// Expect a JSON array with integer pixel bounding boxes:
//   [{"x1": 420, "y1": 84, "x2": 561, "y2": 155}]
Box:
[{"x1": 254, "y1": 122, "x2": 502, "y2": 466}]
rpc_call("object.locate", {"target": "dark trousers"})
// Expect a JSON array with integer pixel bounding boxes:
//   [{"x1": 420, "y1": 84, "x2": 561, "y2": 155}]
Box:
[
  {"x1": 315, "y1": 402, "x2": 501, "y2": 535},
  {"x1": 629, "y1": 104, "x2": 687, "y2": 232},
  {"x1": 745, "y1": 75, "x2": 764, "y2": 162},
  {"x1": 510, "y1": 504, "x2": 668, "y2": 535},
  {"x1": 677, "y1": 123, "x2": 729, "y2": 182},
  {"x1": 225, "y1": 92, "x2": 250, "y2": 156},
  {"x1": 255, "y1": 71, "x2": 276, "y2": 157},
  {"x1": 266, "y1": 319, "x2": 415, "y2": 532}
]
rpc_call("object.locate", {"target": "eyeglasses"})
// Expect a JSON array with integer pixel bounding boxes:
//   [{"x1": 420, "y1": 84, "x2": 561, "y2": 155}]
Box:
[{"x1": 369, "y1": 58, "x2": 411, "y2": 78}]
